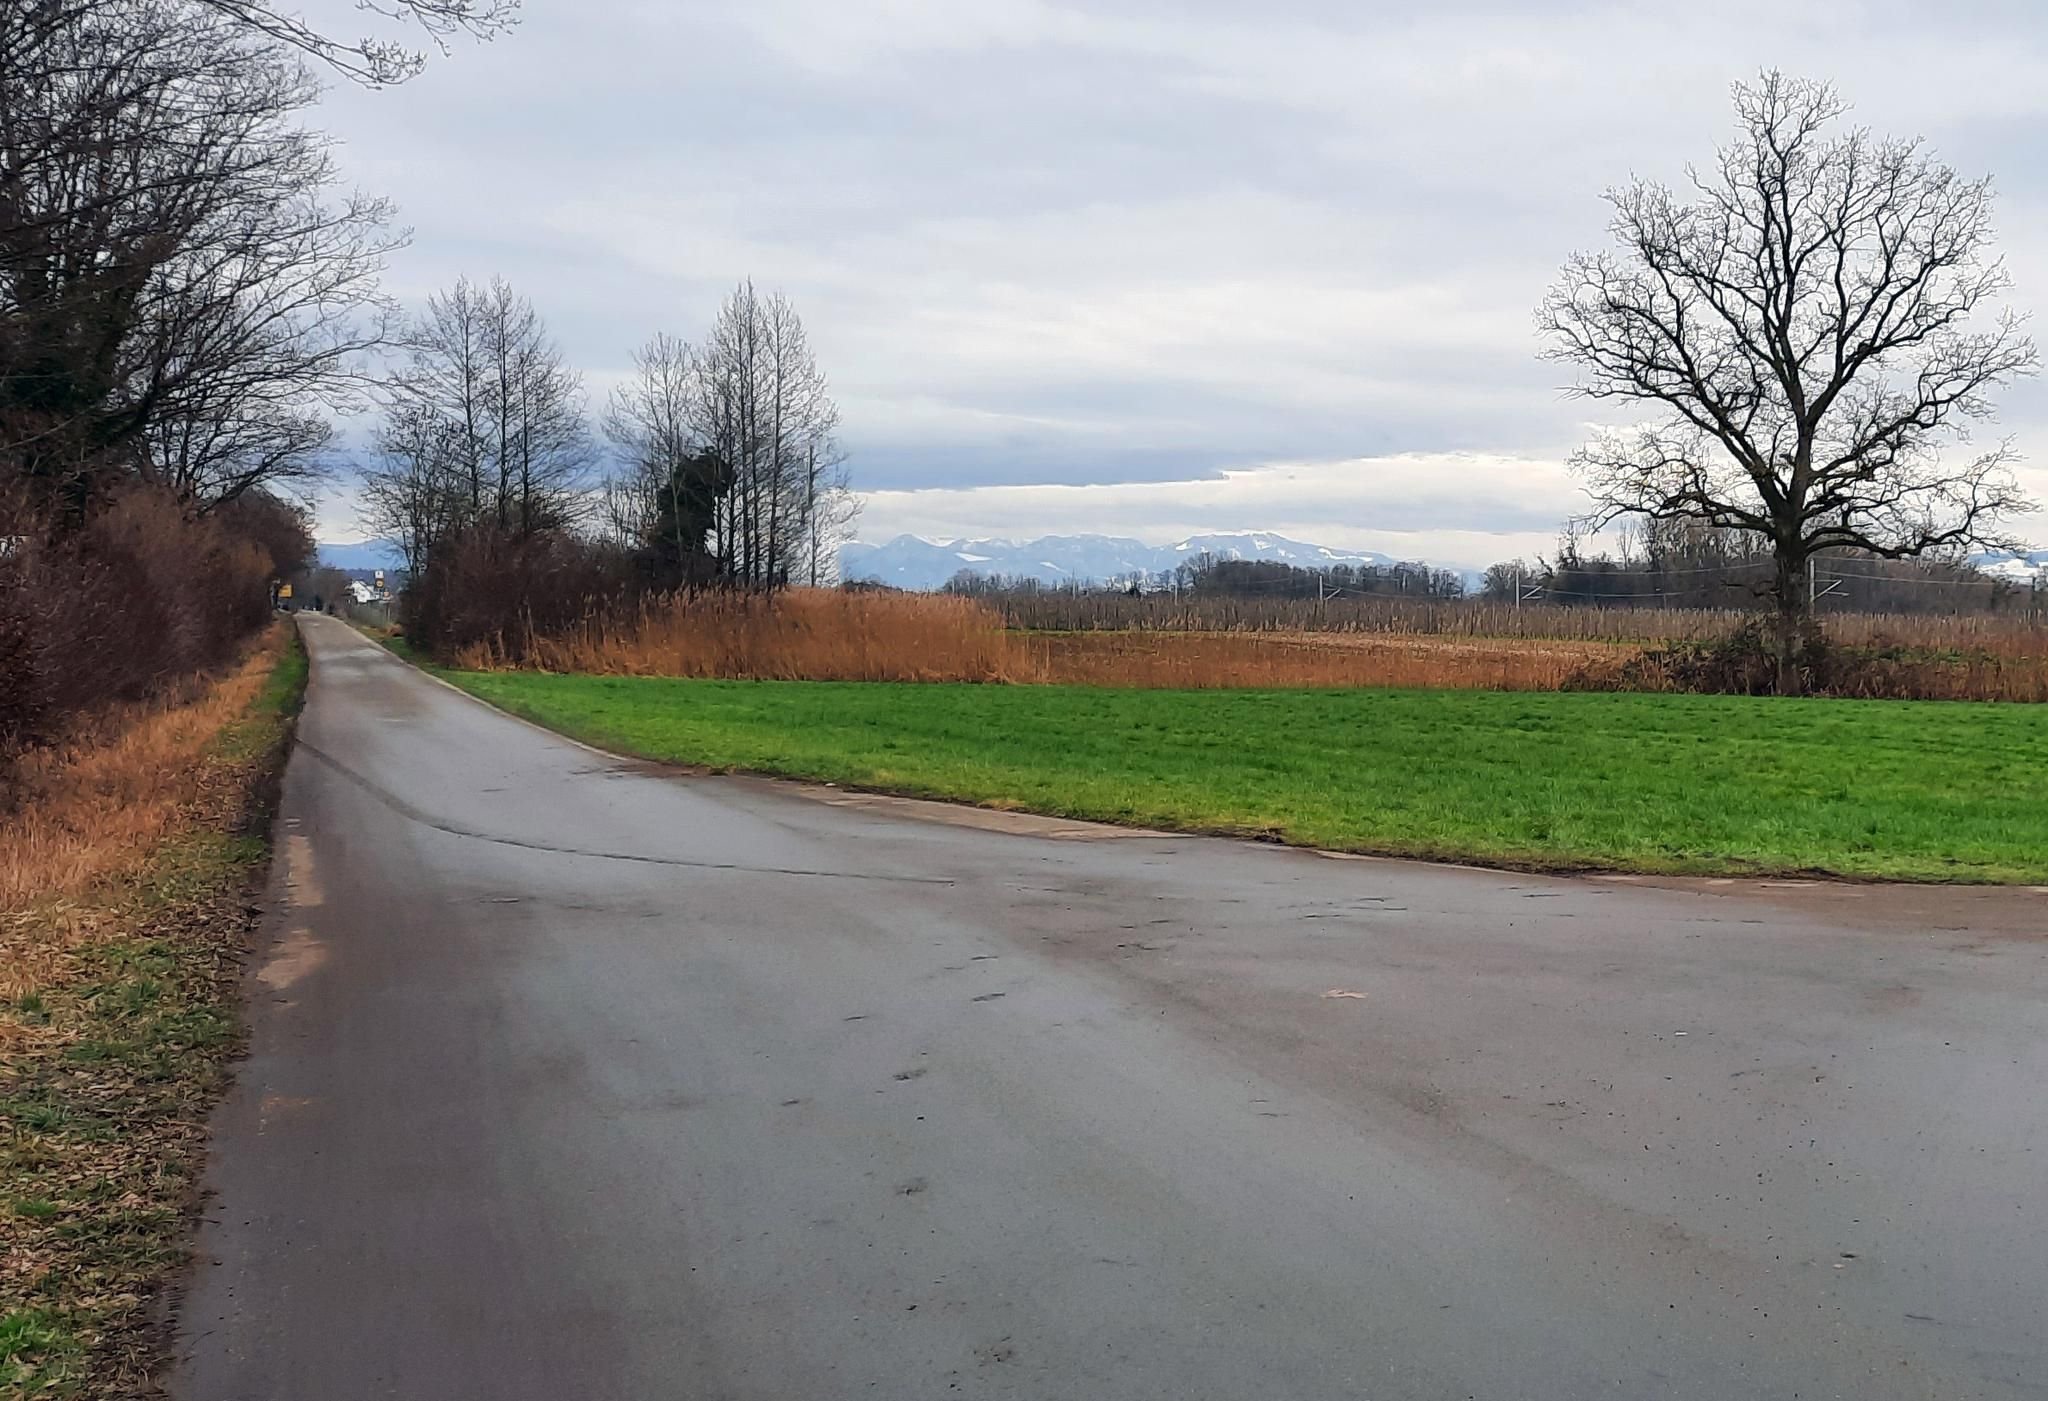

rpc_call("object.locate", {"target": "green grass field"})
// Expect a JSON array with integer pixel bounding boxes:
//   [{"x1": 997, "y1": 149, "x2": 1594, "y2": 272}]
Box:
[{"x1": 442, "y1": 670, "x2": 2048, "y2": 883}]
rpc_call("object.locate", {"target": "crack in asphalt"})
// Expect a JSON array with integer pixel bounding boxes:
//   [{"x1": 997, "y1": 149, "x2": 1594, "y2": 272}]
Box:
[{"x1": 296, "y1": 741, "x2": 955, "y2": 886}]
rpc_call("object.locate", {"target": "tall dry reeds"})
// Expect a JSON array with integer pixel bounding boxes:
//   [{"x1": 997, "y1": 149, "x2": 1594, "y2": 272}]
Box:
[
  {"x1": 475, "y1": 591, "x2": 1630, "y2": 691},
  {"x1": 0, "y1": 630, "x2": 283, "y2": 999},
  {"x1": 465, "y1": 588, "x2": 1019, "y2": 682},
  {"x1": 1820, "y1": 609, "x2": 2048, "y2": 657},
  {"x1": 441, "y1": 587, "x2": 2048, "y2": 700}
]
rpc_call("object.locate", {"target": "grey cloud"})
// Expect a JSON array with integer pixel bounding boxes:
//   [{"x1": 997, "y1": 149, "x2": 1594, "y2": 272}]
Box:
[{"x1": 300, "y1": 0, "x2": 2048, "y2": 547}]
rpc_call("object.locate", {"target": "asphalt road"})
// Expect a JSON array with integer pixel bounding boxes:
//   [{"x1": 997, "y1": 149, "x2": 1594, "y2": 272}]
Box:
[{"x1": 171, "y1": 614, "x2": 2048, "y2": 1400}]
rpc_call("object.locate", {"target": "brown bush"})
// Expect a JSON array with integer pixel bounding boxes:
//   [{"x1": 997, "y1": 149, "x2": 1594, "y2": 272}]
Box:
[
  {"x1": 1573, "y1": 620, "x2": 1822, "y2": 697},
  {"x1": 402, "y1": 526, "x2": 640, "y2": 662},
  {"x1": 1572, "y1": 619, "x2": 2048, "y2": 701},
  {"x1": 0, "y1": 486, "x2": 287, "y2": 756}
]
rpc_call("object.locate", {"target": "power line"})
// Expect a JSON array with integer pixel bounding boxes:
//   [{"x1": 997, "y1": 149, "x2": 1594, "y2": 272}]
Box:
[{"x1": 1814, "y1": 562, "x2": 2018, "y2": 586}]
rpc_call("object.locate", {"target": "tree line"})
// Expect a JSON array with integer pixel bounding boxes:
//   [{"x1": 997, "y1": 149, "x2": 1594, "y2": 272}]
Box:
[
  {"x1": 1, "y1": 0, "x2": 859, "y2": 738},
  {"x1": 0, "y1": 0, "x2": 397, "y2": 744},
  {"x1": 360, "y1": 276, "x2": 854, "y2": 594},
  {"x1": 1477, "y1": 520, "x2": 2039, "y2": 617},
  {"x1": 941, "y1": 537, "x2": 2020, "y2": 616}
]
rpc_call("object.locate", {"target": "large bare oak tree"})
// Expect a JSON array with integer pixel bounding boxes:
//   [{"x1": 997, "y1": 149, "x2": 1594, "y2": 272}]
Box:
[{"x1": 1540, "y1": 72, "x2": 2037, "y2": 693}]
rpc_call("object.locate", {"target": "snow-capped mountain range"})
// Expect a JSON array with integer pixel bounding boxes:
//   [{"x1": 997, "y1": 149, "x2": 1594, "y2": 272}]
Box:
[
  {"x1": 1970, "y1": 550, "x2": 2048, "y2": 585},
  {"x1": 839, "y1": 533, "x2": 1419, "y2": 591},
  {"x1": 318, "y1": 539, "x2": 401, "y2": 570},
  {"x1": 320, "y1": 532, "x2": 2043, "y2": 592}
]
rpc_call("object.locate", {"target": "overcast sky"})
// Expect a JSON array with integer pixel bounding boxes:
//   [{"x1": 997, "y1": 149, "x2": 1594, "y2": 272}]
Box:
[{"x1": 306, "y1": 0, "x2": 2048, "y2": 565}]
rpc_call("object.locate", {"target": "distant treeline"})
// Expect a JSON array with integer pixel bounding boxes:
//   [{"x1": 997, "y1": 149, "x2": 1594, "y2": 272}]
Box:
[
  {"x1": 944, "y1": 552, "x2": 1465, "y2": 601},
  {"x1": 1482, "y1": 522, "x2": 2038, "y2": 617},
  {"x1": 939, "y1": 526, "x2": 2038, "y2": 621}
]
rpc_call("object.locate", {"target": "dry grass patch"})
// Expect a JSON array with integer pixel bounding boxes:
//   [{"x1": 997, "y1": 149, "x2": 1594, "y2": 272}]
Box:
[
  {"x1": 1, "y1": 625, "x2": 302, "y2": 1399},
  {"x1": 1, "y1": 643, "x2": 281, "y2": 957}
]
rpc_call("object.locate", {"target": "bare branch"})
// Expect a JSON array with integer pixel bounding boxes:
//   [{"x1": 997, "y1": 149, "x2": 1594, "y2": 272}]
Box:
[
  {"x1": 1538, "y1": 70, "x2": 2038, "y2": 689},
  {"x1": 2, "y1": 1, "x2": 401, "y2": 513},
  {"x1": 194, "y1": 0, "x2": 520, "y2": 87}
]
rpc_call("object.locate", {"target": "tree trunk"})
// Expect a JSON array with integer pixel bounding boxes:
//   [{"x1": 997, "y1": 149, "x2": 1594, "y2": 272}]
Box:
[{"x1": 1772, "y1": 549, "x2": 1809, "y2": 697}]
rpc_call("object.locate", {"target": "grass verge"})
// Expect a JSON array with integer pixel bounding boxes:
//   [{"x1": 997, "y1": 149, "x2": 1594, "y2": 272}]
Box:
[
  {"x1": 437, "y1": 670, "x2": 2048, "y2": 883},
  {"x1": 1, "y1": 627, "x2": 304, "y2": 1398}
]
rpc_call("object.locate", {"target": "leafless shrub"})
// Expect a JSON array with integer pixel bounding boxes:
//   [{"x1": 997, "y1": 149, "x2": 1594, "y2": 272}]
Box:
[
  {"x1": 400, "y1": 525, "x2": 640, "y2": 663},
  {"x1": 0, "y1": 487, "x2": 290, "y2": 754}
]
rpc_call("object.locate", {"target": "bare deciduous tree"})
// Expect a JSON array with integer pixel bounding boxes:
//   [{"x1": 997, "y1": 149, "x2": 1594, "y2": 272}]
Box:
[
  {"x1": 1540, "y1": 72, "x2": 2037, "y2": 693},
  {"x1": 602, "y1": 333, "x2": 691, "y2": 544},
  {"x1": 369, "y1": 277, "x2": 593, "y2": 562},
  {"x1": 1, "y1": 1, "x2": 397, "y2": 516},
  {"x1": 359, "y1": 400, "x2": 469, "y2": 574},
  {"x1": 604, "y1": 331, "x2": 732, "y2": 584},
  {"x1": 797, "y1": 438, "x2": 859, "y2": 587},
  {"x1": 687, "y1": 282, "x2": 850, "y2": 590},
  {"x1": 480, "y1": 281, "x2": 592, "y2": 537},
  {"x1": 196, "y1": 0, "x2": 519, "y2": 86}
]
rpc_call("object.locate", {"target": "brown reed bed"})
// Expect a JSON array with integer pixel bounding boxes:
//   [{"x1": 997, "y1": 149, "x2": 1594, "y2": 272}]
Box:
[
  {"x1": 435, "y1": 587, "x2": 2048, "y2": 700},
  {"x1": 456, "y1": 588, "x2": 1015, "y2": 681}
]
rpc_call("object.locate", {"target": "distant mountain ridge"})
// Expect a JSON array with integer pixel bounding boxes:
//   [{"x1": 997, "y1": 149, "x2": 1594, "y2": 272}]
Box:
[
  {"x1": 324, "y1": 531, "x2": 1433, "y2": 590},
  {"x1": 318, "y1": 539, "x2": 401, "y2": 570},
  {"x1": 1969, "y1": 549, "x2": 2048, "y2": 585},
  {"x1": 839, "y1": 532, "x2": 1416, "y2": 591},
  {"x1": 328, "y1": 531, "x2": 2040, "y2": 592}
]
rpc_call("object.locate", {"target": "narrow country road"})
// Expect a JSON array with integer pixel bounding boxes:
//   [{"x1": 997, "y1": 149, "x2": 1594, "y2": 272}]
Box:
[{"x1": 171, "y1": 615, "x2": 2048, "y2": 1400}]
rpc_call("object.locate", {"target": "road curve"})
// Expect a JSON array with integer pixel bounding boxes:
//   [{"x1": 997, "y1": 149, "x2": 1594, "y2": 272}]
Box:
[{"x1": 171, "y1": 614, "x2": 2048, "y2": 1400}]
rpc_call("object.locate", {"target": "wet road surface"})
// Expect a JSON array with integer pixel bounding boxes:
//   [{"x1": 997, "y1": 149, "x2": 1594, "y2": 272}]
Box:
[{"x1": 171, "y1": 615, "x2": 2048, "y2": 1399}]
